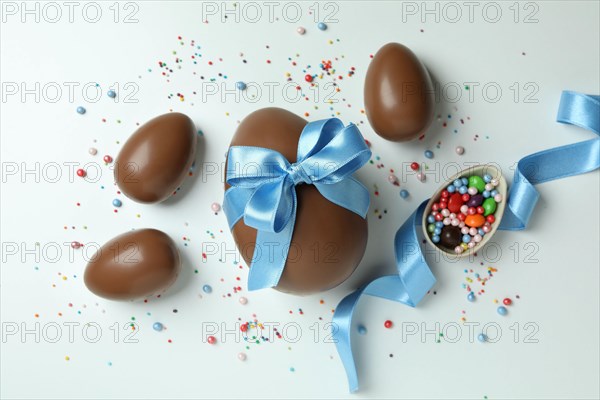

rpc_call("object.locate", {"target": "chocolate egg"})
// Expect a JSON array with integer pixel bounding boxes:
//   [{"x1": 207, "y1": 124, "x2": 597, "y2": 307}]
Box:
[
  {"x1": 84, "y1": 229, "x2": 180, "y2": 300},
  {"x1": 225, "y1": 108, "x2": 368, "y2": 295},
  {"x1": 364, "y1": 43, "x2": 434, "y2": 141},
  {"x1": 115, "y1": 113, "x2": 197, "y2": 203}
]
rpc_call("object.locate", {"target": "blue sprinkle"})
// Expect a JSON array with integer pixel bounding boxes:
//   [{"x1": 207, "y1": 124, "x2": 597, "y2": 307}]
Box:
[
  {"x1": 434, "y1": 227, "x2": 442, "y2": 235},
  {"x1": 483, "y1": 174, "x2": 492, "y2": 183},
  {"x1": 400, "y1": 189, "x2": 409, "y2": 199},
  {"x1": 459, "y1": 186, "x2": 468, "y2": 195},
  {"x1": 461, "y1": 178, "x2": 469, "y2": 186},
  {"x1": 453, "y1": 179, "x2": 463, "y2": 188},
  {"x1": 317, "y1": 22, "x2": 327, "y2": 30},
  {"x1": 427, "y1": 215, "x2": 435, "y2": 223},
  {"x1": 477, "y1": 333, "x2": 487, "y2": 342},
  {"x1": 432, "y1": 235, "x2": 440, "y2": 243},
  {"x1": 435, "y1": 221, "x2": 443, "y2": 228},
  {"x1": 357, "y1": 325, "x2": 367, "y2": 335},
  {"x1": 467, "y1": 292, "x2": 476, "y2": 302},
  {"x1": 203, "y1": 284, "x2": 213, "y2": 294},
  {"x1": 462, "y1": 234, "x2": 471, "y2": 243},
  {"x1": 76, "y1": 106, "x2": 86, "y2": 114},
  {"x1": 483, "y1": 190, "x2": 491, "y2": 198},
  {"x1": 107, "y1": 90, "x2": 117, "y2": 98},
  {"x1": 152, "y1": 322, "x2": 163, "y2": 331},
  {"x1": 447, "y1": 185, "x2": 456, "y2": 193},
  {"x1": 112, "y1": 199, "x2": 122, "y2": 207},
  {"x1": 497, "y1": 306, "x2": 508, "y2": 316},
  {"x1": 424, "y1": 150, "x2": 434, "y2": 159},
  {"x1": 236, "y1": 81, "x2": 247, "y2": 90}
]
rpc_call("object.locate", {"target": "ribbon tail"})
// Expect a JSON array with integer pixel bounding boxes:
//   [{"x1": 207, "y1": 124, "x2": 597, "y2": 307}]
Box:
[
  {"x1": 247, "y1": 190, "x2": 297, "y2": 291},
  {"x1": 332, "y1": 202, "x2": 436, "y2": 392},
  {"x1": 500, "y1": 92, "x2": 600, "y2": 230}
]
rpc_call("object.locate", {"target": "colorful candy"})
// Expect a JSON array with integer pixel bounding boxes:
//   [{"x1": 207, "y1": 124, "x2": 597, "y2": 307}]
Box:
[{"x1": 426, "y1": 173, "x2": 502, "y2": 254}]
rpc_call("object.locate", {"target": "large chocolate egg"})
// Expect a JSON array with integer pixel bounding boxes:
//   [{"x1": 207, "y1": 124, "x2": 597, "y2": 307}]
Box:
[
  {"x1": 225, "y1": 108, "x2": 368, "y2": 295},
  {"x1": 84, "y1": 229, "x2": 180, "y2": 300},
  {"x1": 364, "y1": 43, "x2": 435, "y2": 142},
  {"x1": 115, "y1": 113, "x2": 197, "y2": 203}
]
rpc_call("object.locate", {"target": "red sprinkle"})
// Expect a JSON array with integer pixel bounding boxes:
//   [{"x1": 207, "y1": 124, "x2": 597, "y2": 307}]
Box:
[
  {"x1": 76, "y1": 169, "x2": 86, "y2": 177},
  {"x1": 384, "y1": 320, "x2": 393, "y2": 329},
  {"x1": 503, "y1": 298, "x2": 512, "y2": 306},
  {"x1": 207, "y1": 336, "x2": 217, "y2": 345},
  {"x1": 410, "y1": 162, "x2": 419, "y2": 171}
]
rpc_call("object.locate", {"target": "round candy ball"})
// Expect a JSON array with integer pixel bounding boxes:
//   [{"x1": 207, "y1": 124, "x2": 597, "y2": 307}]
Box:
[{"x1": 317, "y1": 22, "x2": 327, "y2": 30}]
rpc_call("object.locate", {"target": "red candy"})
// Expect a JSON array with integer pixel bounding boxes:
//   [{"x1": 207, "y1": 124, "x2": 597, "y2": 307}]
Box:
[
  {"x1": 486, "y1": 215, "x2": 495, "y2": 223},
  {"x1": 477, "y1": 206, "x2": 485, "y2": 214},
  {"x1": 305, "y1": 74, "x2": 313, "y2": 82},
  {"x1": 384, "y1": 320, "x2": 393, "y2": 329},
  {"x1": 76, "y1": 169, "x2": 86, "y2": 177},
  {"x1": 103, "y1": 155, "x2": 113, "y2": 163},
  {"x1": 410, "y1": 162, "x2": 419, "y2": 171},
  {"x1": 435, "y1": 213, "x2": 444, "y2": 221},
  {"x1": 503, "y1": 298, "x2": 512, "y2": 306},
  {"x1": 439, "y1": 201, "x2": 447, "y2": 210},
  {"x1": 207, "y1": 336, "x2": 217, "y2": 345},
  {"x1": 461, "y1": 194, "x2": 470, "y2": 202},
  {"x1": 448, "y1": 193, "x2": 464, "y2": 213},
  {"x1": 432, "y1": 203, "x2": 440, "y2": 211},
  {"x1": 441, "y1": 190, "x2": 449, "y2": 199},
  {"x1": 457, "y1": 213, "x2": 466, "y2": 221},
  {"x1": 467, "y1": 207, "x2": 476, "y2": 215}
]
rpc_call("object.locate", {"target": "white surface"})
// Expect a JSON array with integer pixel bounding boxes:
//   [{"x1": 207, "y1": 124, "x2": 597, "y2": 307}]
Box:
[{"x1": 1, "y1": 1, "x2": 599, "y2": 399}]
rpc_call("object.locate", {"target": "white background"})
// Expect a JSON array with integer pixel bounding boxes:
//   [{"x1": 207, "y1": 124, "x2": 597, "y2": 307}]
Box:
[{"x1": 1, "y1": 1, "x2": 599, "y2": 399}]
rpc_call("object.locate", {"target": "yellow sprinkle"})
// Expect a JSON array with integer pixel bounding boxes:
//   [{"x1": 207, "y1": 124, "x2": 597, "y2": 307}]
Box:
[{"x1": 65, "y1": 356, "x2": 70, "y2": 361}]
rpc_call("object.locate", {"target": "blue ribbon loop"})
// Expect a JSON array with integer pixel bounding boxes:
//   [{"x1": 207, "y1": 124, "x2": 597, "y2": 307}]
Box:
[
  {"x1": 333, "y1": 91, "x2": 600, "y2": 392},
  {"x1": 223, "y1": 118, "x2": 372, "y2": 291}
]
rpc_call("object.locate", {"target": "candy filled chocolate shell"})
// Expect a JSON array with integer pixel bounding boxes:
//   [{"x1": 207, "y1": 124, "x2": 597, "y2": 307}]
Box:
[
  {"x1": 364, "y1": 43, "x2": 434, "y2": 142},
  {"x1": 115, "y1": 113, "x2": 197, "y2": 204},
  {"x1": 422, "y1": 165, "x2": 507, "y2": 258},
  {"x1": 84, "y1": 229, "x2": 181, "y2": 300},
  {"x1": 225, "y1": 108, "x2": 368, "y2": 295}
]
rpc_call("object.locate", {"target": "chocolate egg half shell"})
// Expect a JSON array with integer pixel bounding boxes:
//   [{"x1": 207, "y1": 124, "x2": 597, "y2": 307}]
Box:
[
  {"x1": 225, "y1": 108, "x2": 368, "y2": 295},
  {"x1": 115, "y1": 113, "x2": 197, "y2": 204},
  {"x1": 422, "y1": 165, "x2": 507, "y2": 258},
  {"x1": 364, "y1": 42, "x2": 435, "y2": 142},
  {"x1": 84, "y1": 229, "x2": 181, "y2": 300}
]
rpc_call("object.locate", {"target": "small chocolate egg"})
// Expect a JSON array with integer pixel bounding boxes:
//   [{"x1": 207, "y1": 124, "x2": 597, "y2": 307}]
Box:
[
  {"x1": 84, "y1": 229, "x2": 180, "y2": 300},
  {"x1": 364, "y1": 43, "x2": 434, "y2": 141},
  {"x1": 225, "y1": 108, "x2": 368, "y2": 295},
  {"x1": 115, "y1": 113, "x2": 197, "y2": 203},
  {"x1": 439, "y1": 225, "x2": 462, "y2": 250}
]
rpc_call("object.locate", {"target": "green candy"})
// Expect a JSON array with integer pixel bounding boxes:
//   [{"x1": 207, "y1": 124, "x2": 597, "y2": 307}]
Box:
[
  {"x1": 468, "y1": 175, "x2": 486, "y2": 193},
  {"x1": 427, "y1": 223, "x2": 436, "y2": 233},
  {"x1": 483, "y1": 198, "x2": 497, "y2": 216}
]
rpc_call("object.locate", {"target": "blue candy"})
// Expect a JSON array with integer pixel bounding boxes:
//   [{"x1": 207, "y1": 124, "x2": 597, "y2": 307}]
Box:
[
  {"x1": 400, "y1": 189, "x2": 409, "y2": 199},
  {"x1": 202, "y1": 284, "x2": 213, "y2": 294},
  {"x1": 112, "y1": 199, "x2": 122, "y2": 207},
  {"x1": 435, "y1": 221, "x2": 443, "y2": 228},
  {"x1": 483, "y1": 190, "x2": 491, "y2": 198},
  {"x1": 462, "y1": 234, "x2": 471, "y2": 243},
  {"x1": 453, "y1": 179, "x2": 463, "y2": 188},
  {"x1": 424, "y1": 150, "x2": 434, "y2": 159},
  {"x1": 432, "y1": 235, "x2": 440, "y2": 243},
  {"x1": 497, "y1": 306, "x2": 508, "y2": 316},
  {"x1": 317, "y1": 22, "x2": 327, "y2": 30},
  {"x1": 491, "y1": 190, "x2": 499, "y2": 197},
  {"x1": 459, "y1": 186, "x2": 468, "y2": 194},
  {"x1": 477, "y1": 333, "x2": 487, "y2": 342},
  {"x1": 107, "y1": 90, "x2": 117, "y2": 98},
  {"x1": 467, "y1": 292, "x2": 476, "y2": 302},
  {"x1": 427, "y1": 215, "x2": 435, "y2": 224},
  {"x1": 483, "y1": 174, "x2": 492, "y2": 183},
  {"x1": 76, "y1": 106, "x2": 86, "y2": 114},
  {"x1": 478, "y1": 229, "x2": 485, "y2": 236},
  {"x1": 236, "y1": 81, "x2": 247, "y2": 90},
  {"x1": 447, "y1": 185, "x2": 456, "y2": 193},
  {"x1": 153, "y1": 322, "x2": 163, "y2": 331},
  {"x1": 434, "y1": 228, "x2": 442, "y2": 235},
  {"x1": 462, "y1": 178, "x2": 469, "y2": 186}
]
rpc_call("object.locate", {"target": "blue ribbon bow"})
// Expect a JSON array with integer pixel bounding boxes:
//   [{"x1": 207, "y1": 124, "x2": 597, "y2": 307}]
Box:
[
  {"x1": 223, "y1": 118, "x2": 372, "y2": 291},
  {"x1": 333, "y1": 91, "x2": 600, "y2": 392}
]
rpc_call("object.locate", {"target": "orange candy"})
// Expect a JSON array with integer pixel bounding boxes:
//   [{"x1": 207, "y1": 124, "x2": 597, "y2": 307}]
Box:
[{"x1": 465, "y1": 214, "x2": 485, "y2": 228}]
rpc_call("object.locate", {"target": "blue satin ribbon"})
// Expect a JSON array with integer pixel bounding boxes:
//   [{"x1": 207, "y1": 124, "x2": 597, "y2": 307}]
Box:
[
  {"x1": 223, "y1": 118, "x2": 372, "y2": 291},
  {"x1": 333, "y1": 91, "x2": 600, "y2": 392}
]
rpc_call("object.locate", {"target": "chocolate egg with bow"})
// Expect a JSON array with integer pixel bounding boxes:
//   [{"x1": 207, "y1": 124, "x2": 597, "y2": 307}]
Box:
[
  {"x1": 224, "y1": 108, "x2": 368, "y2": 295},
  {"x1": 84, "y1": 229, "x2": 180, "y2": 300},
  {"x1": 364, "y1": 42, "x2": 435, "y2": 141},
  {"x1": 115, "y1": 113, "x2": 197, "y2": 203}
]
